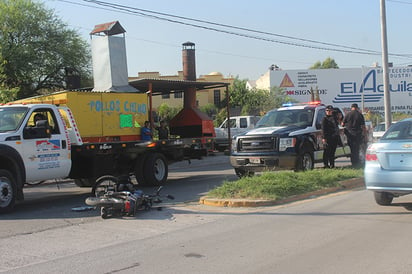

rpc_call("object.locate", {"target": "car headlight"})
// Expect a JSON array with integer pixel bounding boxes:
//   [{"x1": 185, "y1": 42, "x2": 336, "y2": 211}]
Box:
[
  {"x1": 279, "y1": 137, "x2": 296, "y2": 151},
  {"x1": 231, "y1": 138, "x2": 237, "y2": 152}
]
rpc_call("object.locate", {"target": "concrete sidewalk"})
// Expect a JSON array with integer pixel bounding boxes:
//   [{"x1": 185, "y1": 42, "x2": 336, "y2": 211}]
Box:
[{"x1": 199, "y1": 177, "x2": 365, "y2": 207}]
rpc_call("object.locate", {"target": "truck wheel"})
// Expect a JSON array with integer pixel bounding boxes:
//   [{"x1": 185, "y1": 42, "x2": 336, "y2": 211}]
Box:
[
  {"x1": 74, "y1": 178, "x2": 94, "y2": 187},
  {"x1": 142, "y1": 153, "x2": 168, "y2": 186},
  {"x1": 0, "y1": 169, "x2": 16, "y2": 213},
  {"x1": 374, "y1": 191, "x2": 393, "y2": 206},
  {"x1": 134, "y1": 155, "x2": 146, "y2": 186},
  {"x1": 235, "y1": 168, "x2": 255, "y2": 178},
  {"x1": 295, "y1": 152, "x2": 314, "y2": 171}
]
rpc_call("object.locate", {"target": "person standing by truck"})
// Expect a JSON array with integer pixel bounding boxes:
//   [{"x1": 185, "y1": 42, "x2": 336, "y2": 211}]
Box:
[
  {"x1": 321, "y1": 105, "x2": 340, "y2": 168},
  {"x1": 155, "y1": 120, "x2": 169, "y2": 140},
  {"x1": 342, "y1": 103, "x2": 366, "y2": 168},
  {"x1": 141, "y1": 121, "x2": 152, "y2": 141}
]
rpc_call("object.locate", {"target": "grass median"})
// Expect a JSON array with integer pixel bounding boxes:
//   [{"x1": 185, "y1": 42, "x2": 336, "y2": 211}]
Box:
[{"x1": 207, "y1": 168, "x2": 363, "y2": 201}]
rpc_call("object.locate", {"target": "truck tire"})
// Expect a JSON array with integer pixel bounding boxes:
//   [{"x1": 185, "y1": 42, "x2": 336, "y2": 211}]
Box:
[
  {"x1": 374, "y1": 191, "x2": 393, "y2": 206},
  {"x1": 0, "y1": 169, "x2": 17, "y2": 213},
  {"x1": 235, "y1": 168, "x2": 255, "y2": 178},
  {"x1": 295, "y1": 151, "x2": 314, "y2": 172},
  {"x1": 142, "y1": 153, "x2": 168, "y2": 186},
  {"x1": 134, "y1": 155, "x2": 146, "y2": 186}
]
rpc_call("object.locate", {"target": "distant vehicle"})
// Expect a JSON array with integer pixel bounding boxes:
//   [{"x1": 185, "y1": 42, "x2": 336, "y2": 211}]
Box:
[
  {"x1": 364, "y1": 118, "x2": 412, "y2": 205},
  {"x1": 214, "y1": 115, "x2": 260, "y2": 152},
  {"x1": 230, "y1": 102, "x2": 354, "y2": 177},
  {"x1": 373, "y1": 121, "x2": 397, "y2": 142}
]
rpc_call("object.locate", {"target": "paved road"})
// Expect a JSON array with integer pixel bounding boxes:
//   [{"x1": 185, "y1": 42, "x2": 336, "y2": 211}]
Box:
[
  {"x1": 5, "y1": 154, "x2": 389, "y2": 273},
  {"x1": 3, "y1": 184, "x2": 412, "y2": 273}
]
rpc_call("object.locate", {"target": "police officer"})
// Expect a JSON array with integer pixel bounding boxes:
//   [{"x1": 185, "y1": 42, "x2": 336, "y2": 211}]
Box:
[
  {"x1": 342, "y1": 103, "x2": 366, "y2": 168},
  {"x1": 321, "y1": 105, "x2": 340, "y2": 168}
]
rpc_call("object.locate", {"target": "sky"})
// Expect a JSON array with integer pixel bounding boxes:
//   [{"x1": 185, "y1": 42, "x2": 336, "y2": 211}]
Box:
[{"x1": 44, "y1": 0, "x2": 412, "y2": 81}]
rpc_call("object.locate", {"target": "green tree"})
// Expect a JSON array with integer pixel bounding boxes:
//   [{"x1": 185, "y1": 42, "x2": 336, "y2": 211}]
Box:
[
  {"x1": 215, "y1": 108, "x2": 227, "y2": 127},
  {"x1": 157, "y1": 103, "x2": 182, "y2": 122},
  {"x1": 224, "y1": 78, "x2": 297, "y2": 118},
  {"x1": 0, "y1": 0, "x2": 91, "y2": 100},
  {"x1": 227, "y1": 77, "x2": 249, "y2": 107},
  {"x1": 310, "y1": 57, "x2": 339, "y2": 69},
  {"x1": 270, "y1": 86, "x2": 298, "y2": 109},
  {"x1": 199, "y1": 103, "x2": 217, "y2": 118}
]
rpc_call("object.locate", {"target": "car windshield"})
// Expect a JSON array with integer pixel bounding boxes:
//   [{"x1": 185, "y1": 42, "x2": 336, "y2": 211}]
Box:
[
  {"x1": 381, "y1": 120, "x2": 412, "y2": 140},
  {"x1": 0, "y1": 107, "x2": 28, "y2": 132},
  {"x1": 256, "y1": 109, "x2": 314, "y2": 128}
]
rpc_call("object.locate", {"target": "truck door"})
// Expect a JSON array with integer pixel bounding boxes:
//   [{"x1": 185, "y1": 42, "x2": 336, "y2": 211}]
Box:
[
  {"x1": 22, "y1": 108, "x2": 72, "y2": 182},
  {"x1": 232, "y1": 117, "x2": 247, "y2": 137}
]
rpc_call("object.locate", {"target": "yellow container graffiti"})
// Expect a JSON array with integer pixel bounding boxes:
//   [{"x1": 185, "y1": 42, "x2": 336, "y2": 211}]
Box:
[{"x1": 15, "y1": 91, "x2": 148, "y2": 142}]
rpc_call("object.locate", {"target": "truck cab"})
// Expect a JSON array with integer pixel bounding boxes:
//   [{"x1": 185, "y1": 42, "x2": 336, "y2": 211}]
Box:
[{"x1": 0, "y1": 104, "x2": 72, "y2": 212}]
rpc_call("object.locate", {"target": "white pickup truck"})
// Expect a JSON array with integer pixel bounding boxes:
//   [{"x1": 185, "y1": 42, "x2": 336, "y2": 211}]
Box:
[
  {"x1": 0, "y1": 103, "x2": 189, "y2": 213},
  {"x1": 214, "y1": 116, "x2": 260, "y2": 151}
]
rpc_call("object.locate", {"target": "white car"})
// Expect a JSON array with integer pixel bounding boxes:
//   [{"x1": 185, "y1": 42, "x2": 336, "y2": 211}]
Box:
[
  {"x1": 365, "y1": 118, "x2": 412, "y2": 205},
  {"x1": 373, "y1": 121, "x2": 397, "y2": 142}
]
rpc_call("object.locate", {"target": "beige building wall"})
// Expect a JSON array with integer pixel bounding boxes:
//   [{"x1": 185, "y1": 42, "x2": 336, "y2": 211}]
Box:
[{"x1": 130, "y1": 71, "x2": 234, "y2": 111}]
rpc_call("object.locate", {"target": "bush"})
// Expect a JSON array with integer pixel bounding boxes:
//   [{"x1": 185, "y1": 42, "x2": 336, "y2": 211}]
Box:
[{"x1": 207, "y1": 169, "x2": 363, "y2": 200}]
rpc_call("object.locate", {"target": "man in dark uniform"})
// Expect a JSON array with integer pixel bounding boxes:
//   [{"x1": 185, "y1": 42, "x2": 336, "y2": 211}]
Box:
[
  {"x1": 321, "y1": 105, "x2": 340, "y2": 168},
  {"x1": 155, "y1": 120, "x2": 169, "y2": 140},
  {"x1": 342, "y1": 103, "x2": 366, "y2": 168}
]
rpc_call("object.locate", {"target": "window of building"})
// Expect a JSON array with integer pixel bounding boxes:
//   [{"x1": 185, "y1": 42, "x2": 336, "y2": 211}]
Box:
[
  {"x1": 213, "y1": 89, "x2": 221, "y2": 106},
  {"x1": 162, "y1": 93, "x2": 170, "y2": 99},
  {"x1": 174, "y1": 91, "x2": 183, "y2": 98}
]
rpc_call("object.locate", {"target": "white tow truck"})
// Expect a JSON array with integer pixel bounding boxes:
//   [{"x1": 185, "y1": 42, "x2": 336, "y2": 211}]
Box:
[{"x1": 0, "y1": 102, "x2": 189, "y2": 213}]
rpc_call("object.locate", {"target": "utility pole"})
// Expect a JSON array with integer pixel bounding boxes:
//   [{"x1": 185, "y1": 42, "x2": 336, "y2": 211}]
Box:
[{"x1": 380, "y1": 0, "x2": 392, "y2": 129}]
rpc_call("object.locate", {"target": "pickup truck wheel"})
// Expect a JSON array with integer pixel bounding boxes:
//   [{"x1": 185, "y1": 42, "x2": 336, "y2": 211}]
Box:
[
  {"x1": 374, "y1": 191, "x2": 393, "y2": 206},
  {"x1": 142, "y1": 153, "x2": 168, "y2": 186},
  {"x1": 0, "y1": 169, "x2": 16, "y2": 213},
  {"x1": 235, "y1": 168, "x2": 255, "y2": 178},
  {"x1": 295, "y1": 152, "x2": 314, "y2": 172}
]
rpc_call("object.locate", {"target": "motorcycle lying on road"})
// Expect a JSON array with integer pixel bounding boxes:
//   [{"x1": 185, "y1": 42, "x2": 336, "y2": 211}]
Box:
[{"x1": 85, "y1": 175, "x2": 174, "y2": 219}]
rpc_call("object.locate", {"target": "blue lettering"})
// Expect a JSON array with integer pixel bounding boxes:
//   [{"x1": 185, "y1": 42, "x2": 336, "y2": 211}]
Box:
[
  {"x1": 87, "y1": 100, "x2": 147, "y2": 113},
  {"x1": 341, "y1": 82, "x2": 354, "y2": 93},
  {"x1": 124, "y1": 101, "x2": 130, "y2": 112},
  {"x1": 361, "y1": 70, "x2": 378, "y2": 93},
  {"x1": 138, "y1": 104, "x2": 146, "y2": 114},
  {"x1": 96, "y1": 101, "x2": 102, "y2": 112},
  {"x1": 130, "y1": 102, "x2": 137, "y2": 113},
  {"x1": 89, "y1": 101, "x2": 95, "y2": 111}
]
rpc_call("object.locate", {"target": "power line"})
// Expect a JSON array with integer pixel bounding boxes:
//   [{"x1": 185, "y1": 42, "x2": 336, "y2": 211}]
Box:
[
  {"x1": 387, "y1": 0, "x2": 412, "y2": 4},
  {"x1": 57, "y1": 0, "x2": 412, "y2": 59},
  {"x1": 84, "y1": 0, "x2": 381, "y2": 55}
]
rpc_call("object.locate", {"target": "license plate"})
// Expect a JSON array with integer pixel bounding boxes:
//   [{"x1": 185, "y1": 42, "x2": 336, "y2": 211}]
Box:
[
  {"x1": 249, "y1": 157, "x2": 261, "y2": 164},
  {"x1": 389, "y1": 153, "x2": 412, "y2": 168}
]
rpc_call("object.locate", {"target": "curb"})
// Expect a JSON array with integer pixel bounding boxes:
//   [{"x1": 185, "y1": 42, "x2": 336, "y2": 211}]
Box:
[{"x1": 199, "y1": 177, "x2": 365, "y2": 207}]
